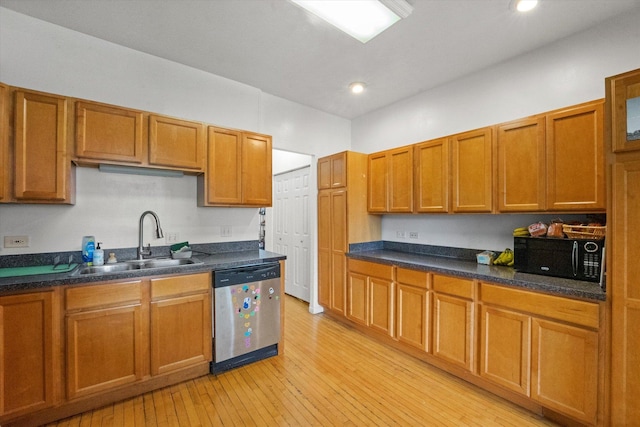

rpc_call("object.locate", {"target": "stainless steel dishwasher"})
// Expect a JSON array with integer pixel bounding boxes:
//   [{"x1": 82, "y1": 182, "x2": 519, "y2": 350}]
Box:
[{"x1": 212, "y1": 262, "x2": 281, "y2": 373}]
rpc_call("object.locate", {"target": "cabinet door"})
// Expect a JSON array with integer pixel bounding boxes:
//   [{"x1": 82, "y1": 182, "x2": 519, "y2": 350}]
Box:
[
  {"x1": 368, "y1": 152, "x2": 388, "y2": 212},
  {"x1": 369, "y1": 277, "x2": 394, "y2": 337},
  {"x1": 75, "y1": 101, "x2": 145, "y2": 164},
  {"x1": 330, "y1": 152, "x2": 347, "y2": 188},
  {"x1": 415, "y1": 138, "x2": 449, "y2": 213},
  {"x1": 330, "y1": 190, "x2": 347, "y2": 315},
  {"x1": 479, "y1": 305, "x2": 530, "y2": 395},
  {"x1": 14, "y1": 90, "x2": 70, "y2": 202},
  {"x1": 396, "y1": 283, "x2": 429, "y2": 351},
  {"x1": 0, "y1": 83, "x2": 8, "y2": 201},
  {"x1": 0, "y1": 292, "x2": 56, "y2": 418},
  {"x1": 317, "y1": 190, "x2": 332, "y2": 308},
  {"x1": 150, "y1": 274, "x2": 212, "y2": 375},
  {"x1": 432, "y1": 292, "x2": 474, "y2": 371},
  {"x1": 242, "y1": 132, "x2": 272, "y2": 206},
  {"x1": 451, "y1": 127, "x2": 494, "y2": 213},
  {"x1": 318, "y1": 152, "x2": 347, "y2": 190},
  {"x1": 66, "y1": 303, "x2": 145, "y2": 399},
  {"x1": 347, "y1": 271, "x2": 369, "y2": 326},
  {"x1": 206, "y1": 127, "x2": 242, "y2": 204},
  {"x1": 388, "y1": 147, "x2": 413, "y2": 212},
  {"x1": 610, "y1": 158, "x2": 640, "y2": 425},
  {"x1": 318, "y1": 156, "x2": 331, "y2": 189},
  {"x1": 497, "y1": 117, "x2": 546, "y2": 212},
  {"x1": 65, "y1": 281, "x2": 144, "y2": 400},
  {"x1": 149, "y1": 114, "x2": 204, "y2": 171},
  {"x1": 531, "y1": 318, "x2": 598, "y2": 424},
  {"x1": 546, "y1": 101, "x2": 605, "y2": 211}
]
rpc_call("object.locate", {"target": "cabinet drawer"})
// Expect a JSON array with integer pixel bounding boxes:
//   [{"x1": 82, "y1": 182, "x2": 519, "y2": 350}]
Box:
[
  {"x1": 432, "y1": 274, "x2": 474, "y2": 299},
  {"x1": 479, "y1": 283, "x2": 600, "y2": 329},
  {"x1": 66, "y1": 281, "x2": 142, "y2": 311},
  {"x1": 150, "y1": 273, "x2": 211, "y2": 299},
  {"x1": 396, "y1": 268, "x2": 429, "y2": 289},
  {"x1": 348, "y1": 259, "x2": 393, "y2": 280}
]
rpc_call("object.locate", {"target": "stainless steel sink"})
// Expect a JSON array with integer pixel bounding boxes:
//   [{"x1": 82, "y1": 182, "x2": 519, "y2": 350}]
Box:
[
  {"x1": 76, "y1": 263, "x2": 138, "y2": 275},
  {"x1": 74, "y1": 258, "x2": 201, "y2": 275}
]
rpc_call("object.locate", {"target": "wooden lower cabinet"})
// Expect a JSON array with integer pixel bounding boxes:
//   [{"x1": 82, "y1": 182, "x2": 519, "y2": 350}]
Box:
[
  {"x1": 432, "y1": 274, "x2": 475, "y2": 372},
  {"x1": 65, "y1": 281, "x2": 145, "y2": 399},
  {"x1": 479, "y1": 305, "x2": 530, "y2": 395},
  {"x1": 347, "y1": 259, "x2": 394, "y2": 337},
  {"x1": 0, "y1": 291, "x2": 58, "y2": 419},
  {"x1": 531, "y1": 319, "x2": 598, "y2": 424},
  {"x1": 396, "y1": 268, "x2": 430, "y2": 352},
  {"x1": 150, "y1": 273, "x2": 212, "y2": 375}
]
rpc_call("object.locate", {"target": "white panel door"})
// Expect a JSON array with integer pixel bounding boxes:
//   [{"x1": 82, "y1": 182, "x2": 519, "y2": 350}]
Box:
[{"x1": 274, "y1": 167, "x2": 311, "y2": 302}]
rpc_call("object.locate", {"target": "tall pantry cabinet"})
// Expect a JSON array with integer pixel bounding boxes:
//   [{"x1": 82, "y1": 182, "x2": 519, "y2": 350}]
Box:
[
  {"x1": 606, "y1": 68, "x2": 640, "y2": 426},
  {"x1": 318, "y1": 152, "x2": 380, "y2": 315}
]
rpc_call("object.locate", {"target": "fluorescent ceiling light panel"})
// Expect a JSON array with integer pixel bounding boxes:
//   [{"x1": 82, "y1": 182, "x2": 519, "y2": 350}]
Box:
[{"x1": 292, "y1": 0, "x2": 413, "y2": 43}]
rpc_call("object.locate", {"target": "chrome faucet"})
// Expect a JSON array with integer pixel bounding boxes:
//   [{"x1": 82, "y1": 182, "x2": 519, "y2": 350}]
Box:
[{"x1": 137, "y1": 210, "x2": 164, "y2": 260}]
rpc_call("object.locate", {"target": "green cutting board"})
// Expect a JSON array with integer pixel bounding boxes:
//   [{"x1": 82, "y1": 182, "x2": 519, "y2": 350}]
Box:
[{"x1": 0, "y1": 264, "x2": 79, "y2": 278}]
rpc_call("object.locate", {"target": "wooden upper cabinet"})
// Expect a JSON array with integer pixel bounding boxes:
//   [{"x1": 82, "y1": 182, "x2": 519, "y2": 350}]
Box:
[
  {"x1": 388, "y1": 146, "x2": 413, "y2": 212},
  {"x1": 0, "y1": 83, "x2": 8, "y2": 202},
  {"x1": 149, "y1": 114, "x2": 205, "y2": 171},
  {"x1": 414, "y1": 138, "x2": 449, "y2": 213},
  {"x1": 608, "y1": 69, "x2": 640, "y2": 153},
  {"x1": 14, "y1": 90, "x2": 73, "y2": 203},
  {"x1": 242, "y1": 132, "x2": 272, "y2": 206},
  {"x1": 546, "y1": 101, "x2": 605, "y2": 211},
  {"x1": 318, "y1": 151, "x2": 346, "y2": 189},
  {"x1": 368, "y1": 151, "x2": 388, "y2": 212},
  {"x1": 451, "y1": 127, "x2": 494, "y2": 213},
  {"x1": 0, "y1": 291, "x2": 58, "y2": 418},
  {"x1": 205, "y1": 127, "x2": 242, "y2": 205},
  {"x1": 368, "y1": 146, "x2": 413, "y2": 213},
  {"x1": 200, "y1": 127, "x2": 272, "y2": 207},
  {"x1": 75, "y1": 101, "x2": 145, "y2": 164},
  {"x1": 497, "y1": 117, "x2": 546, "y2": 212}
]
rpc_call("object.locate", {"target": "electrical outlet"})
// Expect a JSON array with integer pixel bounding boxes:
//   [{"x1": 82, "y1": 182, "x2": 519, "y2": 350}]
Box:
[
  {"x1": 396, "y1": 231, "x2": 405, "y2": 238},
  {"x1": 4, "y1": 235, "x2": 30, "y2": 248},
  {"x1": 409, "y1": 232, "x2": 419, "y2": 239},
  {"x1": 221, "y1": 226, "x2": 232, "y2": 237},
  {"x1": 165, "y1": 232, "x2": 179, "y2": 244}
]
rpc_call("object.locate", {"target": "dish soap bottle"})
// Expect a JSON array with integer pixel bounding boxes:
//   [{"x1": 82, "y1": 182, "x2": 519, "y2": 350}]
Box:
[
  {"x1": 93, "y1": 242, "x2": 104, "y2": 266},
  {"x1": 82, "y1": 236, "x2": 95, "y2": 265}
]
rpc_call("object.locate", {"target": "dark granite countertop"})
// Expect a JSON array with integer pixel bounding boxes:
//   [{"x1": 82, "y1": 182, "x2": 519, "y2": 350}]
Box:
[
  {"x1": 348, "y1": 241, "x2": 606, "y2": 302},
  {"x1": 0, "y1": 241, "x2": 286, "y2": 294}
]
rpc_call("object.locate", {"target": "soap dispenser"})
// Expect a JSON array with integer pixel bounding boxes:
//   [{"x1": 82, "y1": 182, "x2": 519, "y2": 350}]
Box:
[{"x1": 93, "y1": 242, "x2": 104, "y2": 266}]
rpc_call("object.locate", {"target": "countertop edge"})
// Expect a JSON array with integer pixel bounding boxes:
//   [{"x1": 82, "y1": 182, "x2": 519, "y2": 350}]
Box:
[
  {"x1": 0, "y1": 250, "x2": 286, "y2": 294},
  {"x1": 347, "y1": 250, "x2": 606, "y2": 302}
]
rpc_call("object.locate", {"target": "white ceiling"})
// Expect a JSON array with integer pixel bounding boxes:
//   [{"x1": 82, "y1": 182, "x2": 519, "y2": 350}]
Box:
[{"x1": 2, "y1": 0, "x2": 640, "y2": 119}]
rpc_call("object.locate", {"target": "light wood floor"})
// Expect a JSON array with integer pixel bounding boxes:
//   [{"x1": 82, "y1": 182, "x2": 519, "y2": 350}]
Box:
[{"x1": 47, "y1": 296, "x2": 558, "y2": 426}]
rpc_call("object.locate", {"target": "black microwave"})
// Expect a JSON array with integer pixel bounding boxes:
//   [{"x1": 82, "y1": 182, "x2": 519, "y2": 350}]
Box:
[{"x1": 514, "y1": 236, "x2": 605, "y2": 285}]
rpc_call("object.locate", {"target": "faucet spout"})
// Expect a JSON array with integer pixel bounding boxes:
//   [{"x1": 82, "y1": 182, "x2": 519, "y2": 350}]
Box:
[{"x1": 138, "y1": 210, "x2": 164, "y2": 260}]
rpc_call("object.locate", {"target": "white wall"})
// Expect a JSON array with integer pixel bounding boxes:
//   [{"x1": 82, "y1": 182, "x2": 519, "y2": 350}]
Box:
[
  {"x1": 353, "y1": 8, "x2": 640, "y2": 250},
  {"x1": 0, "y1": 8, "x2": 350, "y2": 259},
  {"x1": 352, "y1": 9, "x2": 640, "y2": 153}
]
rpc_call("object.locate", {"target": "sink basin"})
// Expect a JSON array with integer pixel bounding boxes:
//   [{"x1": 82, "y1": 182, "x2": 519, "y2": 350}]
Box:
[
  {"x1": 76, "y1": 263, "x2": 137, "y2": 275},
  {"x1": 75, "y1": 258, "x2": 201, "y2": 275},
  {"x1": 130, "y1": 258, "x2": 199, "y2": 268}
]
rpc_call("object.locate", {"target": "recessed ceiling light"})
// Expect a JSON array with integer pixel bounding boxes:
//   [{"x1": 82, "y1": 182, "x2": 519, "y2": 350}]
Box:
[
  {"x1": 291, "y1": 0, "x2": 413, "y2": 43},
  {"x1": 349, "y1": 82, "x2": 366, "y2": 94},
  {"x1": 513, "y1": 0, "x2": 538, "y2": 12}
]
